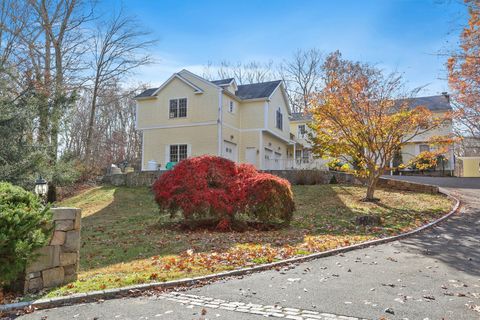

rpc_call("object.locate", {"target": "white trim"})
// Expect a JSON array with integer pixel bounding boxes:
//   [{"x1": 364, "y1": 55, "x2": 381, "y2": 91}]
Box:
[
  {"x1": 222, "y1": 89, "x2": 242, "y2": 102},
  {"x1": 241, "y1": 97, "x2": 268, "y2": 102},
  {"x1": 217, "y1": 88, "x2": 223, "y2": 156},
  {"x1": 164, "y1": 145, "x2": 170, "y2": 166},
  {"x1": 264, "y1": 128, "x2": 293, "y2": 144},
  {"x1": 179, "y1": 69, "x2": 222, "y2": 89},
  {"x1": 264, "y1": 101, "x2": 269, "y2": 128},
  {"x1": 222, "y1": 123, "x2": 262, "y2": 132},
  {"x1": 267, "y1": 81, "x2": 292, "y2": 115},
  {"x1": 168, "y1": 97, "x2": 188, "y2": 119},
  {"x1": 141, "y1": 131, "x2": 145, "y2": 171},
  {"x1": 267, "y1": 81, "x2": 283, "y2": 101},
  {"x1": 220, "y1": 123, "x2": 294, "y2": 144},
  {"x1": 148, "y1": 73, "x2": 204, "y2": 97},
  {"x1": 167, "y1": 143, "x2": 189, "y2": 163},
  {"x1": 259, "y1": 131, "x2": 264, "y2": 170},
  {"x1": 222, "y1": 123, "x2": 241, "y2": 131},
  {"x1": 137, "y1": 121, "x2": 217, "y2": 130}
]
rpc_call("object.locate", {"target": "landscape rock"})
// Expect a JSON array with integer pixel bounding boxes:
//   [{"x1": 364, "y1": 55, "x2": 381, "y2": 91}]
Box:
[
  {"x1": 42, "y1": 267, "x2": 65, "y2": 288},
  {"x1": 50, "y1": 230, "x2": 66, "y2": 245}
]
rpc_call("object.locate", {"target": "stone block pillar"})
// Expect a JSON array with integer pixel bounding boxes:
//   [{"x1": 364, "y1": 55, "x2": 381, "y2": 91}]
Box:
[{"x1": 23, "y1": 207, "x2": 81, "y2": 293}]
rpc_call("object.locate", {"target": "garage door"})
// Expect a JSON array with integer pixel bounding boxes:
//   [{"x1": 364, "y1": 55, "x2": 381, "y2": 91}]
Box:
[{"x1": 222, "y1": 141, "x2": 237, "y2": 162}]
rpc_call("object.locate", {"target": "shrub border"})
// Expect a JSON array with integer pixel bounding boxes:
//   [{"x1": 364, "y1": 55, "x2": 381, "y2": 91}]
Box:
[{"x1": 0, "y1": 187, "x2": 460, "y2": 312}]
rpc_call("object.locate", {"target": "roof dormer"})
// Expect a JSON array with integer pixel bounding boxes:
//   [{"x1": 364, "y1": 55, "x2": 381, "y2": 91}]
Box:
[{"x1": 210, "y1": 78, "x2": 237, "y2": 93}]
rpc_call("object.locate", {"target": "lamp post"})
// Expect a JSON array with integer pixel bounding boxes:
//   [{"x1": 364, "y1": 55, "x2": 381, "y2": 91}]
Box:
[{"x1": 34, "y1": 176, "x2": 48, "y2": 200}]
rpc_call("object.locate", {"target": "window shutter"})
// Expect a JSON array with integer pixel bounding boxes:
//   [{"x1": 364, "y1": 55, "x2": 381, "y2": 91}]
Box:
[{"x1": 187, "y1": 144, "x2": 192, "y2": 157}]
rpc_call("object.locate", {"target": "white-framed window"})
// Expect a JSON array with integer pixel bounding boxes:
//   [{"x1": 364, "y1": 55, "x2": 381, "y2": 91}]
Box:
[
  {"x1": 169, "y1": 144, "x2": 188, "y2": 162},
  {"x1": 276, "y1": 108, "x2": 283, "y2": 130},
  {"x1": 419, "y1": 144, "x2": 430, "y2": 153},
  {"x1": 298, "y1": 124, "x2": 306, "y2": 137},
  {"x1": 169, "y1": 98, "x2": 187, "y2": 118},
  {"x1": 302, "y1": 149, "x2": 311, "y2": 163},
  {"x1": 228, "y1": 100, "x2": 235, "y2": 113},
  {"x1": 295, "y1": 150, "x2": 302, "y2": 159}
]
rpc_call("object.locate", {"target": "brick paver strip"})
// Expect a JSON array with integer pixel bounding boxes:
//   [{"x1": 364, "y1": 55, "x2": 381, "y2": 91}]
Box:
[
  {"x1": 0, "y1": 188, "x2": 460, "y2": 314},
  {"x1": 161, "y1": 292, "x2": 368, "y2": 320}
]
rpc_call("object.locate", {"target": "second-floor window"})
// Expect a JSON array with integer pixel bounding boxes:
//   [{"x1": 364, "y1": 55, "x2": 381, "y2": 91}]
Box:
[
  {"x1": 229, "y1": 101, "x2": 235, "y2": 113},
  {"x1": 298, "y1": 124, "x2": 306, "y2": 137},
  {"x1": 276, "y1": 108, "x2": 283, "y2": 130},
  {"x1": 419, "y1": 144, "x2": 430, "y2": 153},
  {"x1": 169, "y1": 98, "x2": 187, "y2": 118}
]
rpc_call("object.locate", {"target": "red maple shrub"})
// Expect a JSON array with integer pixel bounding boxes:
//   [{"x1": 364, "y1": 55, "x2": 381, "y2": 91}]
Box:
[
  {"x1": 152, "y1": 155, "x2": 295, "y2": 230},
  {"x1": 242, "y1": 173, "x2": 295, "y2": 225}
]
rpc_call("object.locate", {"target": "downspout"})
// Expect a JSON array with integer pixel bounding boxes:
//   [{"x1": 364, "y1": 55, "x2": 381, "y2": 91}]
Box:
[
  {"x1": 217, "y1": 89, "x2": 223, "y2": 156},
  {"x1": 141, "y1": 131, "x2": 145, "y2": 171},
  {"x1": 260, "y1": 100, "x2": 268, "y2": 170}
]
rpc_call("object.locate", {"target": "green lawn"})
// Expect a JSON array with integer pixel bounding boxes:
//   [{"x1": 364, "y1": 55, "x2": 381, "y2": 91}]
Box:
[{"x1": 47, "y1": 184, "x2": 452, "y2": 296}]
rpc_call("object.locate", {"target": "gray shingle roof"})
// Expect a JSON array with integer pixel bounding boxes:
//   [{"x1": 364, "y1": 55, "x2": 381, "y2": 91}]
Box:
[
  {"x1": 135, "y1": 87, "x2": 158, "y2": 98},
  {"x1": 211, "y1": 78, "x2": 234, "y2": 86},
  {"x1": 235, "y1": 80, "x2": 282, "y2": 100},
  {"x1": 290, "y1": 112, "x2": 312, "y2": 121},
  {"x1": 402, "y1": 95, "x2": 452, "y2": 112}
]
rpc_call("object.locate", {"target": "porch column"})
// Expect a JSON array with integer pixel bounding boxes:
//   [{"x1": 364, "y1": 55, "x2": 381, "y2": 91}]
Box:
[{"x1": 293, "y1": 143, "x2": 296, "y2": 169}]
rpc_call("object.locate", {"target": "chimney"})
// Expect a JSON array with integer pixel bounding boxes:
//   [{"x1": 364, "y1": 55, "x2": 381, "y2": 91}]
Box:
[{"x1": 441, "y1": 91, "x2": 450, "y2": 102}]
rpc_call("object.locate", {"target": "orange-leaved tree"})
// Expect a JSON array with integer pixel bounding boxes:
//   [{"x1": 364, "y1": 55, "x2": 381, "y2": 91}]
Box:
[
  {"x1": 308, "y1": 51, "x2": 451, "y2": 201},
  {"x1": 447, "y1": 0, "x2": 480, "y2": 138}
]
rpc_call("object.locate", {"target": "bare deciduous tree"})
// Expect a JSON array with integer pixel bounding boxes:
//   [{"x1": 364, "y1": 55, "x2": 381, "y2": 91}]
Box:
[
  {"x1": 84, "y1": 9, "x2": 155, "y2": 162},
  {"x1": 203, "y1": 60, "x2": 274, "y2": 84},
  {"x1": 279, "y1": 48, "x2": 323, "y2": 113}
]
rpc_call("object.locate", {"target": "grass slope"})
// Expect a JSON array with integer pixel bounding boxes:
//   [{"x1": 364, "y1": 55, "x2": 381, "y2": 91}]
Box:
[{"x1": 48, "y1": 184, "x2": 452, "y2": 296}]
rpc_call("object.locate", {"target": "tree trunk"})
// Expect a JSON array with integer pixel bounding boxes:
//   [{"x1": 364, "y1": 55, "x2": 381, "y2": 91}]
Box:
[
  {"x1": 364, "y1": 172, "x2": 379, "y2": 202},
  {"x1": 85, "y1": 82, "x2": 99, "y2": 163},
  {"x1": 49, "y1": 41, "x2": 65, "y2": 163}
]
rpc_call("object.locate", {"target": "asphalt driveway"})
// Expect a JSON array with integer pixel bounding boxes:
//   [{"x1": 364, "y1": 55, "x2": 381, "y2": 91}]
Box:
[{"x1": 16, "y1": 177, "x2": 480, "y2": 320}]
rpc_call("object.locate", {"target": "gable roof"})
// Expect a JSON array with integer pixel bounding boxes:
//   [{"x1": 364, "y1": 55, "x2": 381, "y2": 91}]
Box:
[
  {"x1": 290, "y1": 112, "x2": 313, "y2": 121},
  {"x1": 135, "y1": 87, "x2": 158, "y2": 98},
  {"x1": 134, "y1": 73, "x2": 204, "y2": 99},
  {"x1": 211, "y1": 78, "x2": 234, "y2": 86},
  {"x1": 134, "y1": 70, "x2": 288, "y2": 108},
  {"x1": 401, "y1": 95, "x2": 452, "y2": 112},
  {"x1": 235, "y1": 80, "x2": 282, "y2": 100}
]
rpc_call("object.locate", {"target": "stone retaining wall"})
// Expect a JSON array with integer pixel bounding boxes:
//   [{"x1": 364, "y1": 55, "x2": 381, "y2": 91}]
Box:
[
  {"x1": 377, "y1": 177, "x2": 439, "y2": 194},
  {"x1": 23, "y1": 207, "x2": 81, "y2": 293},
  {"x1": 102, "y1": 170, "x2": 439, "y2": 194},
  {"x1": 102, "y1": 170, "x2": 364, "y2": 187},
  {"x1": 262, "y1": 170, "x2": 364, "y2": 185},
  {"x1": 103, "y1": 171, "x2": 162, "y2": 187}
]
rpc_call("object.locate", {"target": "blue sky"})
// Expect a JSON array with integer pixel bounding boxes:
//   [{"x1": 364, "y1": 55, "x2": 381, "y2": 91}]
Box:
[{"x1": 97, "y1": 0, "x2": 468, "y2": 95}]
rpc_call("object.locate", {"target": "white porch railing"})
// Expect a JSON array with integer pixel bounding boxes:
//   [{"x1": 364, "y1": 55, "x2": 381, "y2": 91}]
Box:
[{"x1": 264, "y1": 158, "x2": 328, "y2": 170}]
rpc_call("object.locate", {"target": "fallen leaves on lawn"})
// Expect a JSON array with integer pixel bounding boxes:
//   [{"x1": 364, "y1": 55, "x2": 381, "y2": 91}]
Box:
[{"x1": 152, "y1": 235, "x2": 372, "y2": 274}]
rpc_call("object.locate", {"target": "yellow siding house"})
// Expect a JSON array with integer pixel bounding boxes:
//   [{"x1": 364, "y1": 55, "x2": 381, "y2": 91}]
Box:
[
  {"x1": 135, "y1": 70, "x2": 453, "y2": 174},
  {"x1": 135, "y1": 69, "x2": 306, "y2": 170}
]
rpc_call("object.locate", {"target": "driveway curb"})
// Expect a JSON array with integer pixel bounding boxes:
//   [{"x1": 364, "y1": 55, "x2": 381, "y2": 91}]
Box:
[{"x1": 0, "y1": 189, "x2": 460, "y2": 312}]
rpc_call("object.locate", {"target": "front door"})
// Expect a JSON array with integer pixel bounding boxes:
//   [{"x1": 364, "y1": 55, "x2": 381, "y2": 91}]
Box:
[
  {"x1": 274, "y1": 152, "x2": 282, "y2": 170},
  {"x1": 245, "y1": 147, "x2": 257, "y2": 167}
]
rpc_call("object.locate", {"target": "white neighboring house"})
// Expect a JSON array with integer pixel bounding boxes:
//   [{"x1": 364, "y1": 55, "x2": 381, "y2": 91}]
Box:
[
  {"x1": 289, "y1": 94, "x2": 454, "y2": 172},
  {"x1": 397, "y1": 94, "x2": 454, "y2": 171}
]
